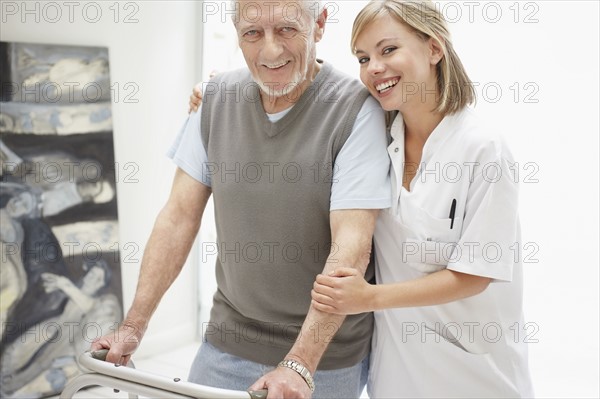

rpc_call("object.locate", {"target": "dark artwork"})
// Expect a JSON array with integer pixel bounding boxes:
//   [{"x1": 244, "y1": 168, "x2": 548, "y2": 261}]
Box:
[{"x1": 0, "y1": 42, "x2": 123, "y2": 398}]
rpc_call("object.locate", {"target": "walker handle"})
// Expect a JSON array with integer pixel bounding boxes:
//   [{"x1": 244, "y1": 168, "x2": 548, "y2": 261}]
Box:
[{"x1": 91, "y1": 350, "x2": 269, "y2": 399}]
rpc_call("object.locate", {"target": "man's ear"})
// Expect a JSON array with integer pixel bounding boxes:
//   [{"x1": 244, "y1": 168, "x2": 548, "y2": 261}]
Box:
[
  {"x1": 428, "y1": 36, "x2": 444, "y2": 65},
  {"x1": 314, "y1": 7, "x2": 328, "y2": 42}
]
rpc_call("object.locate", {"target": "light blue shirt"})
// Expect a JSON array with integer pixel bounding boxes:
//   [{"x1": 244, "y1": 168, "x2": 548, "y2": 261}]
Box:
[{"x1": 168, "y1": 95, "x2": 391, "y2": 210}]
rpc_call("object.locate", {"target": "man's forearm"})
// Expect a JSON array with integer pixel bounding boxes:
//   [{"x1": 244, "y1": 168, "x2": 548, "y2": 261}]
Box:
[
  {"x1": 286, "y1": 209, "x2": 379, "y2": 372},
  {"x1": 284, "y1": 270, "x2": 346, "y2": 372},
  {"x1": 124, "y1": 196, "x2": 204, "y2": 336},
  {"x1": 122, "y1": 169, "x2": 211, "y2": 337}
]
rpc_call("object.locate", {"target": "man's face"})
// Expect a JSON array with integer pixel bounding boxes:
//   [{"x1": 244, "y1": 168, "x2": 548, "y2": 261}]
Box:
[{"x1": 235, "y1": 0, "x2": 324, "y2": 99}]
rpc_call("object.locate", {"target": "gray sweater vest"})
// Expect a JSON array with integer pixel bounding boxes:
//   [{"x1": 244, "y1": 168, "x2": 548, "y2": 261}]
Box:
[{"x1": 200, "y1": 61, "x2": 373, "y2": 369}]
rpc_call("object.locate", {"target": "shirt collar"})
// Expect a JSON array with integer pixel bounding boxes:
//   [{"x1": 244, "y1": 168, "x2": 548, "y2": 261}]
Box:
[{"x1": 390, "y1": 109, "x2": 466, "y2": 160}]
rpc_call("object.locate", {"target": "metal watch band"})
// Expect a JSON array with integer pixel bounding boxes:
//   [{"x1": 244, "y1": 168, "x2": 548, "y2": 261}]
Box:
[{"x1": 277, "y1": 359, "x2": 316, "y2": 392}]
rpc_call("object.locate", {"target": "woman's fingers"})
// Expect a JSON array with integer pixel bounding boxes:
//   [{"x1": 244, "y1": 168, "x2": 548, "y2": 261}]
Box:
[
  {"x1": 313, "y1": 278, "x2": 338, "y2": 296},
  {"x1": 188, "y1": 83, "x2": 203, "y2": 113},
  {"x1": 311, "y1": 299, "x2": 339, "y2": 314},
  {"x1": 193, "y1": 83, "x2": 203, "y2": 98},
  {"x1": 315, "y1": 273, "x2": 338, "y2": 287},
  {"x1": 311, "y1": 288, "x2": 335, "y2": 304},
  {"x1": 329, "y1": 267, "x2": 358, "y2": 278}
]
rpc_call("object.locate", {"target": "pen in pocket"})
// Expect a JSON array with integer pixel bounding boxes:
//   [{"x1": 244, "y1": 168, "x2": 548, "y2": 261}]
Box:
[{"x1": 449, "y1": 199, "x2": 457, "y2": 229}]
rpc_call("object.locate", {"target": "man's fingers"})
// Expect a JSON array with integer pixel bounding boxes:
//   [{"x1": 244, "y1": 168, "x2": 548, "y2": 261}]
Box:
[
  {"x1": 266, "y1": 389, "x2": 279, "y2": 399},
  {"x1": 90, "y1": 337, "x2": 110, "y2": 351},
  {"x1": 92, "y1": 337, "x2": 131, "y2": 364},
  {"x1": 105, "y1": 347, "x2": 124, "y2": 364},
  {"x1": 248, "y1": 376, "x2": 267, "y2": 392},
  {"x1": 121, "y1": 354, "x2": 132, "y2": 366}
]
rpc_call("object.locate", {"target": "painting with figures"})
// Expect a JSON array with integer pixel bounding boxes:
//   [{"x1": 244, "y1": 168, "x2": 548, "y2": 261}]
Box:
[{"x1": 0, "y1": 41, "x2": 123, "y2": 398}]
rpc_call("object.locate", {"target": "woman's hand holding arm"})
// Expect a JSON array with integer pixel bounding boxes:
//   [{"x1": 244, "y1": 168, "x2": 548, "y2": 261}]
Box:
[
  {"x1": 311, "y1": 267, "x2": 376, "y2": 315},
  {"x1": 312, "y1": 268, "x2": 492, "y2": 315}
]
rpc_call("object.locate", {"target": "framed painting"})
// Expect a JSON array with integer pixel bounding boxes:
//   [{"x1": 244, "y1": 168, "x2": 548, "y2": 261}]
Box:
[{"x1": 0, "y1": 41, "x2": 123, "y2": 398}]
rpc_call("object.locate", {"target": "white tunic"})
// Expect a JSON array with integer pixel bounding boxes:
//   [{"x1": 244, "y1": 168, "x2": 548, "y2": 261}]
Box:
[{"x1": 369, "y1": 109, "x2": 534, "y2": 398}]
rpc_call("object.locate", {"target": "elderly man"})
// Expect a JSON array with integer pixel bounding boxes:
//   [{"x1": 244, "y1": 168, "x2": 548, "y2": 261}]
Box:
[{"x1": 92, "y1": 0, "x2": 390, "y2": 397}]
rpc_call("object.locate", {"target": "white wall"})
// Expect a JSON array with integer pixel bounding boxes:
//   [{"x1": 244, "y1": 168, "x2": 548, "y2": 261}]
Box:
[
  {"x1": 200, "y1": 1, "x2": 600, "y2": 397},
  {"x1": 1, "y1": 0, "x2": 203, "y2": 358}
]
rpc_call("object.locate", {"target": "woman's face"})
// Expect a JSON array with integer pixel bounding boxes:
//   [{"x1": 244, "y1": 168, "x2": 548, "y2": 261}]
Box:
[{"x1": 354, "y1": 14, "x2": 441, "y2": 112}]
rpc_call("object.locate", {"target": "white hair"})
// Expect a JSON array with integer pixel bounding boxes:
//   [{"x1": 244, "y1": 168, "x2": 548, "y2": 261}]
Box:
[{"x1": 230, "y1": 0, "x2": 324, "y2": 24}]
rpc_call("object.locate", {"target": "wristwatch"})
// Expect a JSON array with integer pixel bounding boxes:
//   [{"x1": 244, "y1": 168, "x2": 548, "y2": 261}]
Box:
[{"x1": 277, "y1": 359, "x2": 316, "y2": 392}]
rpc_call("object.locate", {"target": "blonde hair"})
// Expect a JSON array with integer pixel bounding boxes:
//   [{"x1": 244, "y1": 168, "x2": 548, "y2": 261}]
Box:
[{"x1": 351, "y1": 0, "x2": 476, "y2": 115}]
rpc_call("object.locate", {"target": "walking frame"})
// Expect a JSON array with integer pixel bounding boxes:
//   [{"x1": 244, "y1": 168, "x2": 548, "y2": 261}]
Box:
[{"x1": 60, "y1": 350, "x2": 268, "y2": 399}]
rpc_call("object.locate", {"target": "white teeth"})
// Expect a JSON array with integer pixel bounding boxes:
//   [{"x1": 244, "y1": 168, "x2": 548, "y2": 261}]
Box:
[
  {"x1": 376, "y1": 78, "x2": 399, "y2": 92},
  {"x1": 265, "y1": 61, "x2": 288, "y2": 69}
]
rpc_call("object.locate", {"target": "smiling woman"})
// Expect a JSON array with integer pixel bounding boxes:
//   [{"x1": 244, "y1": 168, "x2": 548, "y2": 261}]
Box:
[{"x1": 307, "y1": 1, "x2": 535, "y2": 397}]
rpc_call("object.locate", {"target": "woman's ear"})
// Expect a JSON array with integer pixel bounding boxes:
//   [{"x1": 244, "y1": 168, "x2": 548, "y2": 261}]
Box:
[{"x1": 428, "y1": 37, "x2": 444, "y2": 65}]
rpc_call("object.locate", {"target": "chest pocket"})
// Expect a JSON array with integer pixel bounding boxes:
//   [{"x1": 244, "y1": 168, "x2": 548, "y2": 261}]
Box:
[
  {"x1": 397, "y1": 197, "x2": 460, "y2": 274},
  {"x1": 402, "y1": 237, "x2": 457, "y2": 273},
  {"x1": 401, "y1": 195, "x2": 460, "y2": 241}
]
